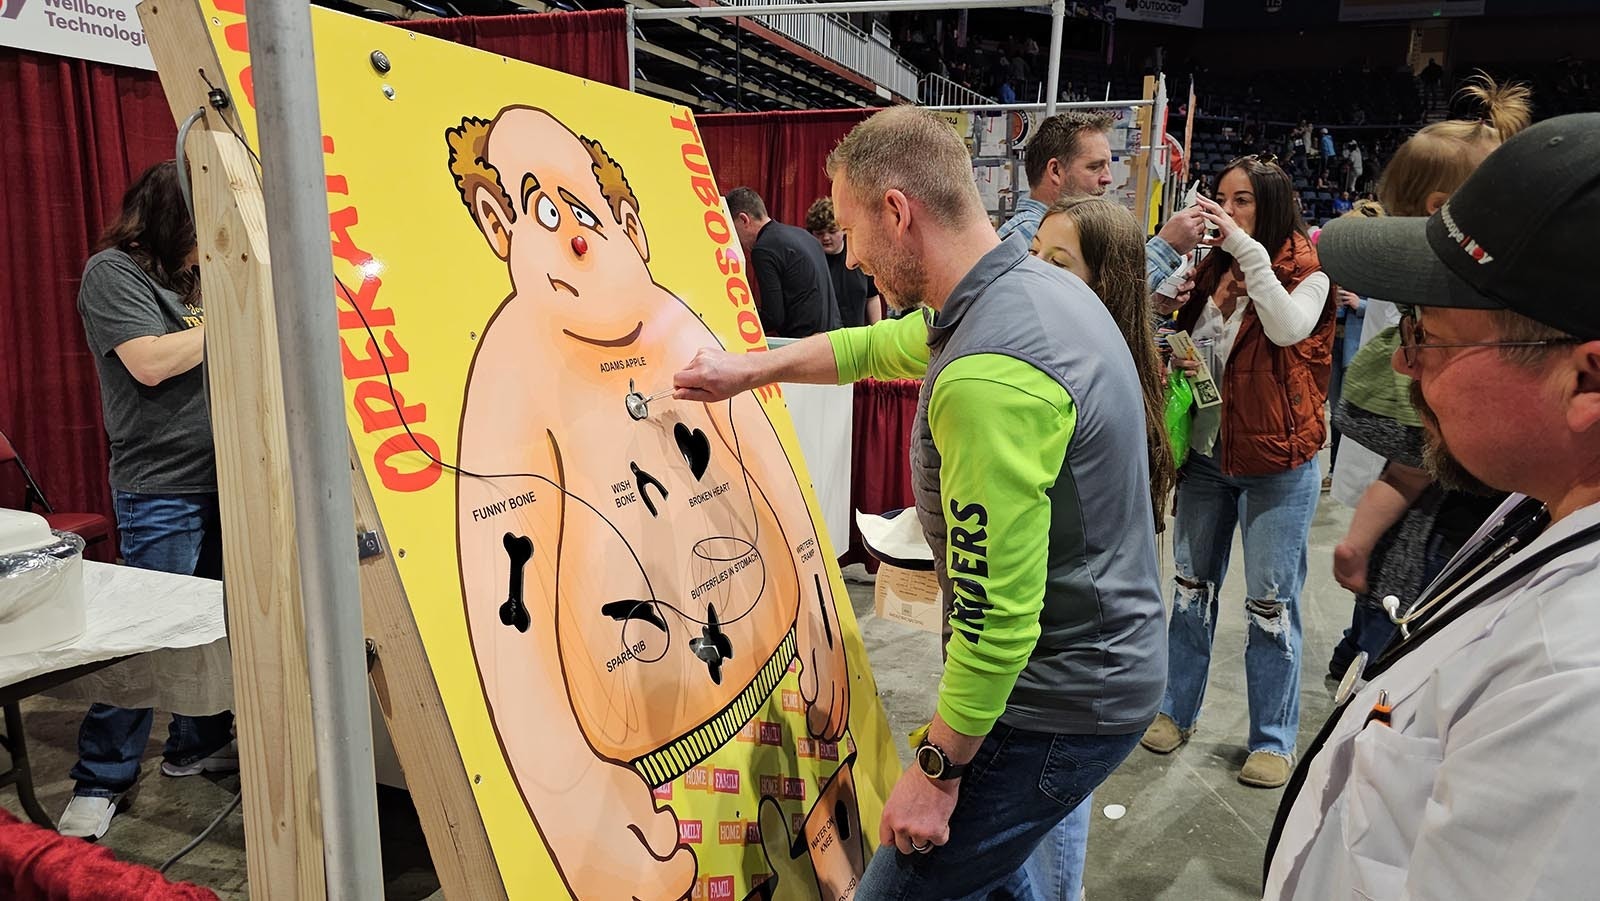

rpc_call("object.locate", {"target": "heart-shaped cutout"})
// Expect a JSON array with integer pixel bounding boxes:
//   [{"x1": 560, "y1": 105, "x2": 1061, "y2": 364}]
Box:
[{"x1": 674, "y1": 422, "x2": 711, "y2": 481}]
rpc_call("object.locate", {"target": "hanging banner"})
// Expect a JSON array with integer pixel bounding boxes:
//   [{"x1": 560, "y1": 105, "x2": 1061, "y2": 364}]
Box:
[
  {"x1": 1338, "y1": 0, "x2": 1485, "y2": 21},
  {"x1": 0, "y1": 0, "x2": 154, "y2": 69},
  {"x1": 1112, "y1": 0, "x2": 1205, "y2": 29},
  {"x1": 189, "y1": 2, "x2": 902, "y2": 899}
]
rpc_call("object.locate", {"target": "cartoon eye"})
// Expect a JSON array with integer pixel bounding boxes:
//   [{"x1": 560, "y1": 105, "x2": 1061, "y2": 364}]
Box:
[
  {"x1": 568, "y1": 201, "x2": 599, "y2": 229},
  {"x1": 536, "y1": 194, "x2": 560, "y2": 230}
]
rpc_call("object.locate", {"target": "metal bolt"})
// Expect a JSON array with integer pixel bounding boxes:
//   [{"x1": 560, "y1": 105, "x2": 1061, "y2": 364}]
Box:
[
  {"x1": 469, "y1": 331, "x2": 478, "y2": 340},
  {"x1": 397, "y1": 548, "x2": 406, "y2": 558},
  {"x1": 382, "y1": 84, "x2": 396, "y2": 101},
  {"x1": 370, "y1": 50, "x2": 391, "y2": 74},
  {"x1": 473, "y1": 774, "x2": 482, "y2": 785}
]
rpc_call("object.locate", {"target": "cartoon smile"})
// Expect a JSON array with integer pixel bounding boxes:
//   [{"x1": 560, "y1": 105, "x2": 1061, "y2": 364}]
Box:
[
  {"x1": 549, "y1": 275, "x2": 579, "y2": 296},
  {"x1": 562, "y1": 321, "x2": 644, "y2": 348}
]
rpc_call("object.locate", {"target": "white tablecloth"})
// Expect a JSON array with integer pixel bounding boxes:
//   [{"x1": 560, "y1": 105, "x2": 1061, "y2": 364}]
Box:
[
  {"x1": 0, "y1": 561, "x2": 231, "y2": 716},
  {"x1": 778, "y1": 381, "x2": 853, "y2": 557}
]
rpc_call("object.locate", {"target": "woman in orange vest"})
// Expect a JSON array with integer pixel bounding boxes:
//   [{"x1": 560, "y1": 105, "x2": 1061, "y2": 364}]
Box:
[{"x1": 1140, "y1": 155, "x2": 1335, "y2": 789}]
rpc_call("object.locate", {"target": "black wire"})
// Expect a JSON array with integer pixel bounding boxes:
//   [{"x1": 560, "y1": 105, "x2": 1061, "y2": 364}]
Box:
[
  {"x1": 159, "y1": 788, "x2": 243, "y2": 874},
  {"x1": 197, "y1": 69, "x2": 261, "y2": 167}
]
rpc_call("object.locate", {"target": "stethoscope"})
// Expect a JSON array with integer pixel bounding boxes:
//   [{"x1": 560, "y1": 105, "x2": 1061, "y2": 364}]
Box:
[{"x1": 1378, "y1": 497, "x2": 1552, "y2": 641}]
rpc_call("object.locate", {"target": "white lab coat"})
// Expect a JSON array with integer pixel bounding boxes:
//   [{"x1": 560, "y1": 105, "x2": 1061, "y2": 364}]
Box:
[{"x1": 1266, "y1": 496, "x2": 1600, "y2": 900}]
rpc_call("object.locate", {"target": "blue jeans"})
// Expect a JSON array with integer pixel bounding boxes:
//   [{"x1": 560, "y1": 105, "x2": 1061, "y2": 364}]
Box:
[
  {"x1": 1160, "y1": 454, "x2": 1320, "y2": 757},
  {"x1": 1022, "y1": 795, "x2": 1090, "y2": 900},
  {"x1": 70, "y1": 491, "x2": 233, "y2": 798},
  {"x1": 858, "y1": 726, "x2": 1141, "y2": 900}
]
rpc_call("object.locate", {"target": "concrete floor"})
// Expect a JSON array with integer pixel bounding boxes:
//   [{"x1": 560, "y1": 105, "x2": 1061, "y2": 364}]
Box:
[{"x1": 3, "y1": 493, "x2": 1352, "y2": 900}]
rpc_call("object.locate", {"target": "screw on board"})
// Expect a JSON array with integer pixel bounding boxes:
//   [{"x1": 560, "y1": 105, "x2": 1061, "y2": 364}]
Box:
[{"x1": 370, "y1": 50, "x2": 392, "y2": 74}]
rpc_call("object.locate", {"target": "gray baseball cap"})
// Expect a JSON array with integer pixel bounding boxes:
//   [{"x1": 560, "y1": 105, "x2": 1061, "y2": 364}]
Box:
[{"x1": 1319, "y1": 113, "x2": 1600, "y2": 340}]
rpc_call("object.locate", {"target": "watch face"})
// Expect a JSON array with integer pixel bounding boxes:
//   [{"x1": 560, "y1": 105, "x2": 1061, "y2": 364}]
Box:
[{"x1": 916, "y1": 744, "x2": 945, "y2": 779}]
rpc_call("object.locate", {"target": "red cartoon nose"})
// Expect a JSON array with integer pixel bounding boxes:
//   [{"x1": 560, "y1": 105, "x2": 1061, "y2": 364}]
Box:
[{"x1": 571, "y1": 235, "x2": 589, "y2": 257}]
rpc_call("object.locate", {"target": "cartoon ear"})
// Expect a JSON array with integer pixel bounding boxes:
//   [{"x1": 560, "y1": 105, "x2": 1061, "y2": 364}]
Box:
[
  {"x1": 618, "y1": 199, "x2": 649, "y2": 264},
  {"x1": 471, "y1": 184, "x2": 513, "y2": 261}
]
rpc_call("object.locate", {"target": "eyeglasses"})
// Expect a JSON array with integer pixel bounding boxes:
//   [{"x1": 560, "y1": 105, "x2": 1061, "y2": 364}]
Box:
[{"x1": 1397, "y1": 313, "x2": 1581, "y2": 368}]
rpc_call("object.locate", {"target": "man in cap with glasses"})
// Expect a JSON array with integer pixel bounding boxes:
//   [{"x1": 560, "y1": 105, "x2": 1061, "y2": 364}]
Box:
[{"x1": 1264, "y1": 113, "x2": 1600, "y2": 899}]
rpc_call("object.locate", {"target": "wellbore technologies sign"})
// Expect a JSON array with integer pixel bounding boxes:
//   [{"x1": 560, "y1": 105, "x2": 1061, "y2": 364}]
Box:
[{"x1": 0, "y1": 0, "x2": 154, "y2": 70}]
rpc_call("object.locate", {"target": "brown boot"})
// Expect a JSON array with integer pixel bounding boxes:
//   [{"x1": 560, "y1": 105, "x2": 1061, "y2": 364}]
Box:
[
  {"x1": 1238, "y1": 751, "x2": 1293, "y2": 788},
  {"x1": 1139, "y1": 713, "x2": 1190, "y2": 754}
]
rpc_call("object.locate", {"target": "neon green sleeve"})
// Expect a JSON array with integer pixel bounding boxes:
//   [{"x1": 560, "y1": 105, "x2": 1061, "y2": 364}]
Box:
[
  {"x1": 826, "y1": 310, "x2": 931, "y2": 384},
  {"x1": 929, "y1": 353, "x2": 1076, "y2": 737}
]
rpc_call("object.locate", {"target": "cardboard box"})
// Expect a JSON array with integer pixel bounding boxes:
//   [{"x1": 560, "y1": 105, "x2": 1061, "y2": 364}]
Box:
[{"x1": 873, "y1": 564, "x2": 944, "y2": 633}]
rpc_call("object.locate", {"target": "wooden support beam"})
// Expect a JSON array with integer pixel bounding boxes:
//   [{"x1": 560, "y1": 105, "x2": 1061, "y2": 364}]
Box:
[
  {"x1": 350, "y1": 444, "x2": 509, "y2": 901},
  {"x1": 1135, "y1": 75, "x2": 1157, "y2": 237},
  {"x1": 139, "y1": 2, "x2": 329, "y2": 897}
]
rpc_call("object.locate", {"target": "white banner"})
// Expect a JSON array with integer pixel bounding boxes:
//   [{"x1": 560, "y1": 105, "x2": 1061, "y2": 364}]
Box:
[
  {"x1": 1338, "y1": 0, "x2": 1485, "y2": 22},
  {"x1": 1113, "y1": 0, "x2": 1205, "y2": 29},
  {"x1": 0, "y1": 0, "x2": 154, "y2": 70}
]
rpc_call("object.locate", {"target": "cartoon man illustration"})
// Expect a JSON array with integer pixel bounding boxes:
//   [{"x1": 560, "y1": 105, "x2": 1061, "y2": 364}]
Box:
[{"x1": 448, "y1": 105, "x2": 856, "y2": 900}]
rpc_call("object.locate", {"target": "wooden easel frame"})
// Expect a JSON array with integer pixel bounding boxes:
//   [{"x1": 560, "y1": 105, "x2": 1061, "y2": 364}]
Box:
[{"x1": 138, "y1": 1, "x2": 507, "y2": 896}]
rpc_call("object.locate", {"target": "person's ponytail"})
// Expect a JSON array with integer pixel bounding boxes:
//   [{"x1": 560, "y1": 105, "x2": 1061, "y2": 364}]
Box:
[{"x1": 1458, "y1": 72, "x2": 1533, "y2": 142}]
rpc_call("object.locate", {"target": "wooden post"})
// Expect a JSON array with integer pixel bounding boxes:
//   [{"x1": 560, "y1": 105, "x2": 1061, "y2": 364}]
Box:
[
  {"x1": 1135, "y1": 74, "x2": 1157, "y2": 236},
  {"x1": 140, "y1": 0, "x2": 331, "y2": 888},
  {"x1": 139, "y1": 1, "x2": 507, "y2": 896},
  {"x1": 351, "y1": 446, "x2": 509, "y2": 900}
]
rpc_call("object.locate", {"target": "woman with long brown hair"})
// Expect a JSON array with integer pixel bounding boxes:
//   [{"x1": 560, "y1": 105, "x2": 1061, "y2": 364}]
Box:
[
  {"x1": 59, "y1": 160, "x2": 236, "y2": 840},
  {"x1": 1140, "y1": 155, "x2": 1335, "y2": 789},
  {"x1": 1025, "y1": 193, "x2": 1178, "y2": 899}
]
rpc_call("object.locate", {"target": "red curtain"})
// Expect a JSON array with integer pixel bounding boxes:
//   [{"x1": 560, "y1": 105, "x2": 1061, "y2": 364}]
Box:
[
  {"x1": 697, "y1": 109, "x2": 873, "y2": 227},
  {"x1": 0, "y1": 12, "x2": 627, "y2": 552},
  {"x1": 843, "y1": 379, "x2": 920, "y2": 569},
  {"x1": 0, "y1": 50, "x2": 175, "y2": 558},
  {"x1": 399, "y1": 9, "x2": 629, "y2": 88}
]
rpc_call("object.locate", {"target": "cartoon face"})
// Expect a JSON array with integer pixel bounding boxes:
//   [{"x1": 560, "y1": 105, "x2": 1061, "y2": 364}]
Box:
[{"x1": 450, "y1": 107, "x2": 657, "y2": 348}]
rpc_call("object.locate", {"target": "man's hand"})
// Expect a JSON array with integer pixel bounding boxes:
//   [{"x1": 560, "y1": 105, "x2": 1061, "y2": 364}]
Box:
[
  {"x1": 1338, "y1": 288, "x2": 1363, "y2": 311},
  {"x1": 675, "y1": 334, "x2": 841, "y2": 401},
  {"x1": 1333, "y1": 541, "x2": 1371, "y2": 595},
  {"x1": 878, "y1": 765, "x2": 959, "y2": 855},
  {"x1": 1156, "y1": 204, "x2": 1209, "y2": 255},
  {"x1": 674, "y1": 347, "x2": 758, "y2": 403}
]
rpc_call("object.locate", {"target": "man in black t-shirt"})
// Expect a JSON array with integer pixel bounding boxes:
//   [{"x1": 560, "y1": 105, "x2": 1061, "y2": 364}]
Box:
[
  {"x1": 727, "y1": 187, "x2": 841, "y2": 338},
  {"x1": 806, "y1": 197, "x2": 883, "y2": 328}
]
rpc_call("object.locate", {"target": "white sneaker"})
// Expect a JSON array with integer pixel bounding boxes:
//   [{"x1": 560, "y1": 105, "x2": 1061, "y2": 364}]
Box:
[
  {"x1": 160, "y1": 739, "x2": 240, "y2": 777},
  {"x1": 58, "y1": 794, "x2": 118, "y2": 840}
]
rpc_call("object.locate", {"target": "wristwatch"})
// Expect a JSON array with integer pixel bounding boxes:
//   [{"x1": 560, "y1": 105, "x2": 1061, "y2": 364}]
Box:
[{"x1": 914, "y1": 739, "x2": 968, "y2": 781}]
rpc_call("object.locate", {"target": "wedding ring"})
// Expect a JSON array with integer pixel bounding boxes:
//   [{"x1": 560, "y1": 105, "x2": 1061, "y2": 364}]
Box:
[{"x1": 910, "y1": 839, "x2": 932, "y2": 853}]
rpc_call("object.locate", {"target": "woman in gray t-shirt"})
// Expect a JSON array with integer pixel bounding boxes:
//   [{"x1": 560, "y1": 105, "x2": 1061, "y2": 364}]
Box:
[{"x1": 58, "y1": 160, "x2": 236, "y2": 841}]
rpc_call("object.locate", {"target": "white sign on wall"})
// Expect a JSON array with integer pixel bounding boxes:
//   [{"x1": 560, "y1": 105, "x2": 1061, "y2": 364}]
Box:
[
  {"x1": 1338, "y1": 0, "x2": 1485, "y2": 22},
  {"x1": 1112, "y1": 0, "x2": 1206, "y2": 29},
  {"x1": 0, "y1": 0, "x2": 155, "y2": 70}
]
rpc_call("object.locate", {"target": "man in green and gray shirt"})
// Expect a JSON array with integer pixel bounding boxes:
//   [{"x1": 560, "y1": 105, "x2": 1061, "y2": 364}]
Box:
[{"x1": 675, "y1": 106, "x2": 1165, "y2": 897}]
